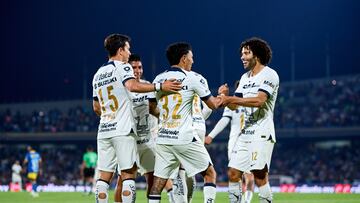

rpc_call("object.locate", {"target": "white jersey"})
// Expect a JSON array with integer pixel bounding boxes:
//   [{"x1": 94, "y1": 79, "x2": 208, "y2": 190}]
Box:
[
  {"x1": 130, "y1": 79, "x2": 157, "y2": 149},
  {"x1": 192, "y1": 94, "x2": 206, "y2": 132},
  {"x1": 92, "y1": 60, "x2": 136, "y2": 139},
  {"x1": 222, "y1": 106, "x2": 244, "y2": 141},
  {"x1": 150, "y1": 67, "x2": 212, "y2": 145},
  {"x1": 235, "y1": 66, "x2": 279, "y2": 142},
  {"x1": 12, "y1": 164, "x2": 22, "y2": 176}
]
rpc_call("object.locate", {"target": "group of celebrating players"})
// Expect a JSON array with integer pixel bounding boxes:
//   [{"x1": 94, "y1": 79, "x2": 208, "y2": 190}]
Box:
[{"x1": 92, "y1": 33, "x2": 279, "y2": 203}]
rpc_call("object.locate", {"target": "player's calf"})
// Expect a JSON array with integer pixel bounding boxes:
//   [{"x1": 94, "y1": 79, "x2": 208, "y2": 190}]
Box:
[
  {"x1": 227, "y1": 167, "x2": 243, "y2": 203},
  {"x1": 95, "y1": 179, "x2": 109, "y2": 203},
  {"x1": 122, "y1": 178, "x2": 136, "y2": 203}
]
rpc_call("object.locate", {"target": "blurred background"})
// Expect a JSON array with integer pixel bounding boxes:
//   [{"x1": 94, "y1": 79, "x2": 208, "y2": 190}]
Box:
[{"x1": 1, "y1": 0, "x2": 359, "y2": 194}]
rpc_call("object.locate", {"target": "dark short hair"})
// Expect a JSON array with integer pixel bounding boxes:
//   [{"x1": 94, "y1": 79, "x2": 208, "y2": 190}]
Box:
[
  {"x1": 166, "y1": 42, "x2": 192, "y2": 66},
  {"x1": 240, "y1": 37, "x2": 272, "y2": 65},
  {"x1": 129, "y1": 54, "x2": 141, "y2": 63},
  {"x1": 104, "y1": 34, "x2": 131, "y2": 57}
]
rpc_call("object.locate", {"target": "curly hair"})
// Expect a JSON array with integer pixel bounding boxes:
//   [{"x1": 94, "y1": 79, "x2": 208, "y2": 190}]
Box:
[{"x1": 240, "y1": 37, "x2": 272, "y2": 65}]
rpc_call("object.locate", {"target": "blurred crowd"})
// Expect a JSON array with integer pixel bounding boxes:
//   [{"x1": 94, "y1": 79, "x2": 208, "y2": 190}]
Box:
[
  {"x1": 0, "y1": 106, "x2": 99, "y2": 133},
  {"x1": 274, "y1": 75, "x2": 360, "y2": 128},
  {"x1": 1, "y1": 76, "x2": 359, "y2": 133},
  {"x1": 1, "y1": 142, "x2": 359, "y2": 186}
]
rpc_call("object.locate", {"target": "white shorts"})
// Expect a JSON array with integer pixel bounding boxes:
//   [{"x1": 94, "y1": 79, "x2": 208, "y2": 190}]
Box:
[
  {"x1": 97, "y1": 135, "x2": 138, "y2": 172},
  {"x1": 137, "y1": 146, "x2": 155, "y2": 175},
  {"x1": 227, "y1": 136, "x2": 237, "y2": 160},
  {"x1": 154, "y1": 140, "x2": 213, "y2": 179},
  {"x1": 12, "y1": 174, "x2": 22, "y2": 183},
  {"x1": 228, "y1": 139, "x2": 274, "y2": 172},
  {"x1": 195, "y1": 128, "x2": 206, "y2": 143}
]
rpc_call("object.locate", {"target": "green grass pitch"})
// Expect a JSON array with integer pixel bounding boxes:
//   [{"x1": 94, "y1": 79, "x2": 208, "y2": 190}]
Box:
[{"x1": 0, "y1": 191, "x2": 359, "y2": 203}]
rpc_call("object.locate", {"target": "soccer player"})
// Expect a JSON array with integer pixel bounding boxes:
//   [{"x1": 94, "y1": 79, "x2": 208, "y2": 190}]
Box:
[
  {"x1": 205, "y1": 81, "x2": 254, "y2": 203},
  {"x1": 221, "y1": 37, "x2": 279, "y2": 203},
  {"x1": 113, "y1": 54, "x2": 159, "y2": 203},
  {"x1": 92, "y1": 33, "x2": 181, "y2": 203},
  {"x1": 80, "y1": 145, "x2": 97, "y2": 195},
  {"x1": 171, "y1": 94, "x2": 213, "y2": 203},
  {"x1": 147, "y1": 42, "x2": 225, "y2": 203},
  {"x1": 11, "y1": 160, "x2": 23, "y2": 191},
  {"x1": 23, "y1": 146, "x2": 42, "y2": 197}
]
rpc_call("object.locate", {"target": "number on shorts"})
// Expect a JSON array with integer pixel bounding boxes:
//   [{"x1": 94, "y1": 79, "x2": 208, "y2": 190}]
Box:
[{"x1": 252, "y1": 151, "x2": 258, "y2": 161}]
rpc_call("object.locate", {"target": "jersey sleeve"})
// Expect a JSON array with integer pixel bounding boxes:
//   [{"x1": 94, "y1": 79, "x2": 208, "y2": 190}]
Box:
[
  {"x1": 234, "y1": 76, "x2": 244, "y2": 97},
  {"x1": 118, "y1": 63, "x2": 135, "y2": 85},
  {"x1": 148, "y1": 77, "x2": 159, "y2": 102},
  {"x1": 192, "y1": 74, "x2": 212, "y2": 101},
  {"x1": 222, "y1": 107, "x2": 233, "y2": 119},
  {"x1": 92, "y1": 75, "x2": 98, "y2": 101},
  {"x1": 258, "y1": 71, "x2": 279, "y2": 98}
]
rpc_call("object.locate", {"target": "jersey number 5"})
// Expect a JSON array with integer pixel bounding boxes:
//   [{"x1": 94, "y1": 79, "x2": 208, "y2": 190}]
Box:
[{"x1": 98, "y1": 85, "x2": 119, "y2": 112}]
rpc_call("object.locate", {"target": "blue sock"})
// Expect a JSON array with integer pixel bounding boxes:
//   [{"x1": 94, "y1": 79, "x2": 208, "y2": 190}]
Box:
[{"x1": 32, "y1": 183, "x2": 38, "y2": 192}]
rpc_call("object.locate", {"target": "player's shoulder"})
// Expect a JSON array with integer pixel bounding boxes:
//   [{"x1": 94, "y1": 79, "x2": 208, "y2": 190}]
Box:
[
  {"x1": 264, "y1": 66, "x2": 279, "y2": 81},
  {"x1": 189, "y1": 71, "x2": 207, "y2": 84}
]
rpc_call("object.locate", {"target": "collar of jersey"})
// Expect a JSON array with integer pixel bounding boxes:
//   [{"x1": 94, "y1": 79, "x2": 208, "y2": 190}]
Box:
[{"x1": 167, "y1": 66, "x2": 187, "y2": 76}]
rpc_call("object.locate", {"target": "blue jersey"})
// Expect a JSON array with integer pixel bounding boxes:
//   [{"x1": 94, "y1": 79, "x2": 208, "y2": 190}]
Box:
[{"x1": 25, "y1": 151, "x2": 41, "y2": 173}]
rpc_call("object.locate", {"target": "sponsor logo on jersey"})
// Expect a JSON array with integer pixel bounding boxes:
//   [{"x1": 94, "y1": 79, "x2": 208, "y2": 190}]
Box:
[
  {"x1": 264, "y1": 80, "x2": 275, "y2": 88},
  {"x1": 132, "y1": 95, "x2": 148, "y2": 103},
  {"x1": 241, "y1": 129, "x2": 255, "y2": 135},
  {"x1": 243, "y1": 82, "x2": 259, "y2": 89},
  {"x1": 124, "y1": 66, "x2": 131, "y2": 72},
  {"x1": 98, "y1": 70, "x2": 114, "y2": 81}
]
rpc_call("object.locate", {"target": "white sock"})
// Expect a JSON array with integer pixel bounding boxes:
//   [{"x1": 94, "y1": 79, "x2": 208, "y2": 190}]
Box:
[
  {"x1": 258, "y1": 182, "x2": 272, "y2": 203},
  {"x1": 148, "y1": 194, "x2": 161, "y2": 203},
  {"x1": 95, "y1": 180, "x2": 109, "y2": 203},
  {"x1": 203, "y1": 183, "x2": 216, "y2": 203},
  {"x1": 186, "y1": 176, "x2": 196, "y2": 203},
  {"x1": 167, "y1": 188, "x2": 175, "y2": 203},
  {"x1": 244, "y1": 190, "x2": 253, "y2": 203},
  {"x1": 228, "y1": 182, "x2": 241, "y2": 203},
  {"x1": 173, "y1": 169, "x2": 187, "y2": 203},
  {"x1": 122, "y1": 179, "x2": 136, "y2": 203}
]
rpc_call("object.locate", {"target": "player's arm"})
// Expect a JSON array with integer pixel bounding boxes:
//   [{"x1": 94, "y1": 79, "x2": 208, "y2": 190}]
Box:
[
  {"x1": 124, "y1": 78, "x2": 182, "y2": 93},
  {"x1": 202, "y1": 96, "x2": 223, "y2": 110},
  {"x1": 92, "y1": 98, "x2": 101, "y2": 116},
  {"x1": 222, "y1": 91, "x2": 268, "y2": 109},
  {"x1": 205, "y1": 116, "x2": 230, "y2": 145},
  {"x1": 201, "y1": 101, "x2": 212, "y2": 120}
]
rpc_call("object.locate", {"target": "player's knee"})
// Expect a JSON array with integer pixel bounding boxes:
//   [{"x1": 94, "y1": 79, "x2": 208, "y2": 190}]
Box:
[
  {"x1": 203, "y1": 165, "x2": 216, "y2": 181},
  {"x1": 252, "y1": 167, "x2": 268, "y2": 180},
  {"x1": 98, "y1": 192, "x2": 107, "y2": 199},
  {"x1": 228, "y1": 168, "x2": 241, "y2": 182},
  {"x1": 122, "y1": 190, "x2": 131, "y2": 196}
]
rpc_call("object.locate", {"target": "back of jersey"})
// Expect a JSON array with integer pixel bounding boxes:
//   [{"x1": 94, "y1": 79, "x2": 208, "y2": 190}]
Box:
[
  {"x1": 152, "y1": 68, "x2": 211, "y2": 145},
  {"x1": 92, "y1": 60, "x2": 136, "y2": 139},
  {"x1": 25, "y1": 151, "x2": 41, "y2": 173}
]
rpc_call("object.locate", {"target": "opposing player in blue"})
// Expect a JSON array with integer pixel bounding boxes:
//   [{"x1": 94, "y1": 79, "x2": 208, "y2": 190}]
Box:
[{"x1": 23, "y1": 146, "x2": 42, "y2": 197}]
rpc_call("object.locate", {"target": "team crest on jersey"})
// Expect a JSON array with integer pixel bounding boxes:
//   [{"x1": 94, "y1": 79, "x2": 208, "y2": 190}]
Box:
[
  {"x1": 200, "y1": 78, "x2": 206, "y2": 85},
  {"x1": 124, "y1": 66, "x2": 131, "y2": 72}
]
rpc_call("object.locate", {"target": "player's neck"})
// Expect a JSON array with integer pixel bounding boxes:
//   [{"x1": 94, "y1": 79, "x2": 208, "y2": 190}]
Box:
[
  {"x1": 250, "y1": 64, "x2": 265, "y2": 76},
  {"x1": 109, "y1": 55, "x2": 126, "y2": 63}
]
